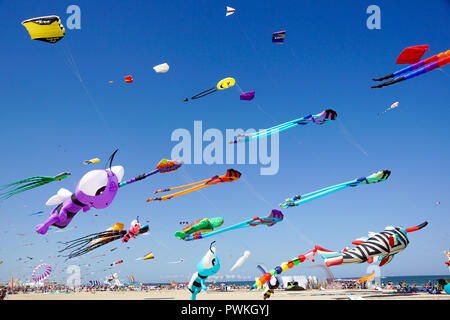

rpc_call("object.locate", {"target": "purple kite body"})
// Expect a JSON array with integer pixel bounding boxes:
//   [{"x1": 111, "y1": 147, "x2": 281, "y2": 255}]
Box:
[{"x1": 240, "y1": 91, "x2": 255, "y2": 101}]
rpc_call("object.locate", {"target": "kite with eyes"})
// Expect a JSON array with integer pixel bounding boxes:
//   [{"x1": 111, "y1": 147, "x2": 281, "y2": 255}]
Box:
[{"x1": 35, "y1": 150, "x2": 181, "y2": 235}]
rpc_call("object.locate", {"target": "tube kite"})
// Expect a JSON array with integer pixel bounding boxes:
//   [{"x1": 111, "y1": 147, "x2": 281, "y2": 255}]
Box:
[
  {"x1": 371, "y1": 49, "x2": 450, "y2": 88},
  {"x1": 378, "y1": 102, "x2": 399, "y2": 116},
  {"x1": 147, "y1": 168, "x2": 241, "y2": 202},
  {"x1": 280, "y1": 170, "x2": 391, "y2": 208},
  {"x1": 0, "y1": 172, "x2": 70, "y2": 200},
  {"x1": 230, "y1": 250, "x2": 251, "y2": 272},
  {"x1": 252, "y1": 248, "x2": 317, "y2": 290},
  {"x1": 176, "y1": 210, "x2": 283, "y2": 241},
  {"x1": 188, "y1": 242, "x2": 220, "y2": 300},
  {"x1": 229, "y1": 109, "x2": 337, "y2": 144},
  {"x1": 21, "y1": 16, "x2": 65, "y2": 43},
  {"x1": 184, "y1": 77, "x2": 235, "y2": 101},
  {"x1": 175, "y1": 217, "x2": 224, "y2": 240},
  {"x1": 316, "y1": 222, "x2": 428, "y2": 267}
]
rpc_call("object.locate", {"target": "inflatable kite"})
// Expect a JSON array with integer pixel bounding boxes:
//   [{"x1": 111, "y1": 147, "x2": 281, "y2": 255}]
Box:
[
  {"x1": 184, "y1": 77, "x2": 235, "y2": 101},
  {"x1": 0, "y1": 172, "x2": 70, "y2": 200},
  {"x1": 256, "y1": 264, "x2": 281, "y2": 300},
  {"x1": 230, "y1": 250, "x2": 251, "y2": 271},
  {"x1": 58, "y1": 218, "x2": 149, "y2": 260},
  {"x1": 124, "y1": 75, "x2": 133, "y2": 83},
  {"x1": 229, "y1": 109, "x2": 337, "y2": 144},
  {"x1": 176, "y1": 210, "x2": 283, "y2": 241},
  {"x1": 153, "y1": 63, "x2": 169, "y2": 73},
  {"x1": 36, "y1": 150, "x2": 181, "y2": 234},
  {"x1": 136, "y1": 251, "x2": 154, "y2": 261},
  {"x1": 175, "y1": 217, "x2": 224, "y2": 240},
  {"x1": 371, "y1": 49, "x2": 450, "y2": 88},
  {"x1": 444, "y1": 250, "x2": 450, "y2": 270},
  {"x1": 355, "y1": 273, "x2": 375, "y2": 284},
  {"x1": 252, "y1": 248, "x2": 317, "y2": 291},
  {"x1": 188, "y1": 242, "x2": 220, "y2": 300},
  {"x1": 316, "y1": 222, "x2": 428, "y2": 267},
  {"x1": 32, "y1": 263, "x2": 52, "y2": 282},
  {"x1": 226, "y1": 6, "x2": 236, "y2": 16},
  {"x1": 378, "y1": 102, "x2": 399, "y2": 116},
  {"x1": 280, "y1": 170, "x2": 391, "y2": 208},
  {"x1": 272, "y1": 31, "x2": 286, "y2": 44},
  {"x1": 396, "y1": 45, "x2": 429, "y2": 64},
  {"x1": 21, "y1": 15, "x2": 65, "y2": 43},
  {"x1": 83, "y1": 158, "x2": 100, "y2": 165},
  {"x1": 147, "y1": 168, "x2": 241, "y2": 202},
  {"x1": 240, "y1": 91, "x2": 255, "y2": 101}
]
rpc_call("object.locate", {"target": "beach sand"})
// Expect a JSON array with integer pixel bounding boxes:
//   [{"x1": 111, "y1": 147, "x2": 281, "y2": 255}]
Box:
[{"x1": 5, "y1": 289, "x2": 450, "y2": 300}]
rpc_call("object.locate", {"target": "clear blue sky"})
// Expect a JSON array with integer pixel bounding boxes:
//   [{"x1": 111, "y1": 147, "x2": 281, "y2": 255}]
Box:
[{"x1": 0, "y1": 0, "x2": 449, "y2": 285}]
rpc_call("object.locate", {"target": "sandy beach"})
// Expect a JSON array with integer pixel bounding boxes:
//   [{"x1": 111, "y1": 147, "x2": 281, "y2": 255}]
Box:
[{"x1": 4, "y1": 289, "x2": 450, "y2": 300}]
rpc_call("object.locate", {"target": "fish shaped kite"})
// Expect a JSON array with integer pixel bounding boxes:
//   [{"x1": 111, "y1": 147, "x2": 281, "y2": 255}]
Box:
[
  {"x1": 147, "y1": 168, "x2": 241, "y2": 202},
  {"x1": 280, "y1": 170, "x2": 390, "y2": 208},
  {"x1": 188, "y1": 242, "x2": 220, "y2": 300},
  {"x1": 316, "y1": 221, "x2": 428, "y2": 267},
  {"x1": 58, "y1": 218, "x2": 149, "y2": 260},
  {"x1": 371, "y1": 49, "x2": 450, "y2": 88},
  {"x1": 0, "y1": 172, "x2": 70, "y2": 200},
  {"x1": 36, "y1": 150, "x2": 181, "y2": 235},
  {"x1": 378, "y1": 102, "x2": 399, "y2": 116},
  {"x1": 175, "y1": 217, "x2": 224, "y2": 240},
  {"x1": 272, "y1": 30, "x2": 286, "y2": 44},
  {"x1": 184, "y1": 77, "x2": 235, "y2": 101},
  {"x1": 175, "y1": 210, "x2": 283, "y2": 241},
  {"x1": 252, "y1": 248, "x2": 317, "y2": 291},
  {"x1": 82, "y1": 158, "x2": 100, "y2": 165},
  {"x1": 229, "y1": 109, "x2": 337, "y2": 144}
]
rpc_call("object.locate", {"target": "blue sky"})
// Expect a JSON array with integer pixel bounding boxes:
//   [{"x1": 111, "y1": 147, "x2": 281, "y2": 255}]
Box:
[{"x1": 0, "y1": 0, "x2": 449, "y2": 285}]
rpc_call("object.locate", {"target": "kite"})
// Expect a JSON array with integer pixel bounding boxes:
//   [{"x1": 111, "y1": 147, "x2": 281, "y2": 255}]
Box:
[
  {"x1": 396, "y1": 45, "x2": 429, "y2": 64},
  {"x1": 175, "y1": 217, "x2": 224, "y2": 240},
  {"x1": 36, "y1": 150, "x2": 181, "y2": 234},
  {"x1": 111, "y1": 260, "x2": 123, "y2": 266},
  {"x1": 256, "y1": 264, "x2": 281, "y2": 300},
  {"x1": 128, "y1": 275, "x2": 135, "y2": 283},
  {"x1": 280, "y1": 170, "x2": 390, "y2": 208},
  {"x1": 251, "y1": 248, "x2": 317, "y2": 291},
  {"x1": 83, "y1": 158, "x2": 100, "y2": 165},
  {"x1": 230, "y1": 250, "x2": 251, "y2": 271},
  {"x1": 58, "y1": 218, "x2": 149, "y2": 260},
  {"x1": 0, "y1": 172, "x2": 70, "y2": 200},
  {"x1": 136, "y1": 251, "x2": 154, "y2": 261},
  {"x1": 153, "y1": 63, "x2": 169, "y2": 73},
  {"x1": 32, "y1": 264, "x2": 52, "y2": 282},
  {"x1": 0, "y1": 261, "x2": 3, "y2": 264},
  {"x1": 124, "y1": 75, "x2": 133, "y2": 83},
  {"x1": 176, "y1": 210, "x2": 283, "y2": 241},
  {"x1": 355, "y1": 273, "x2": 375, "y2": 284},
  {"x1": 444, "y1": 250, "x2": 450, "y2": 270},
  {"x1": 229, "y1": 109, "x2": 337, "y2": 144},
  {"x1": 184, "y1": 77, "x2": 235, "y2": 101},
  {"x1": 371, "y1": 49, "x2": 450, "y2": 88},
  {"x1": 147, "y1": 168, "x2": 241, "y2": 202},
  {"x1": 21, "y1": 15, "x2": 65, "y2": 43},
  {"x1": 226, "y1": 6, "x2": 236, "y2": 16},
  {"x1": 29, "y1": 211, "x2": 44, "y2": 216},
  {"x1": 240, "y1": 91, "x2": 255, "y2": 101},
  {"x1": 378, "y1": 102, "x2": 399, "y2": 116},
  {"x1": 168, "y1": 259, "x2": 184, "y2": 264},
  {"x1": 272, "y1": 31, "x2": 286, "y2": 44},
  {"x1": 188, "y1": 242, "x2": 220, "y2": 300},
  {"x1": 316, "y1": 221, "x2": 428, "y2": 267}
]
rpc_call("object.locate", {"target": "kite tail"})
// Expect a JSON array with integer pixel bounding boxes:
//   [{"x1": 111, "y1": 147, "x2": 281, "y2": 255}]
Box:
[{"x1": 0, "y1": 177, "x2": 55, "y2": 199}]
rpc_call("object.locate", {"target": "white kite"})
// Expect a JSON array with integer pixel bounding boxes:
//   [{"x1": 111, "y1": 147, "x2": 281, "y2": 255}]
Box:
[
  {"x1": 153, "y1": 63, "x2": 170, "y2": 73},
  {"x1": 226, "y1": 6, "x2": 236, "y2": 16},
  {"x1": 230, "y1": 250, "x2": 250, "y2": 271}
]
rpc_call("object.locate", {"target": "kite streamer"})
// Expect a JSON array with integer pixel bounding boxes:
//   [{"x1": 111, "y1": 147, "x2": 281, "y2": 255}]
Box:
[
  {"x1": 32, "y1": 264, "x2": 52, "y2": 282},
  {"x1": 280, "y1": 170, "x2": 390, "y2": 208}
]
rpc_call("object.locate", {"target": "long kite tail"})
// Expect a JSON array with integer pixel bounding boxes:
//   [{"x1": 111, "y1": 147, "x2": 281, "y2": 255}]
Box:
[
  {"x1": 0, "y1": 176, "x2": 62, "y2": 200},
  {"x1": 119, "y1": 159, "x2": 182, "y2": 188}
]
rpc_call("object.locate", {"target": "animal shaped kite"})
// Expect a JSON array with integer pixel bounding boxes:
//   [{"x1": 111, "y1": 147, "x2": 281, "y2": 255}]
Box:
[
  {"x1": 153, "y1": 63, "x2": 169, "y2": 73},
  {"x1": 316, "y1": 222, "x2": 428, "y2": 267},
  {"x1": 58, "y1": 218, "x2": 149, "y2": 260},
  {"x1": 21, "y1": 15, "x2": 65, "y2": 43},
  {"x1": 0, "y1": 172, "x2": 70, "y2": 200},
  {"x1": 229, "y1": 109, "x2": 337, "y2": 144},
  {"x1": 175, "y1": 210, "x2": 283, "y2": 241},
  {"x1": 378, "y1": 102, "x2": 399, "y2": 116},
  {"x1": 147, "y1": 168, "x2": 241, "y2": 202},
  {"x1": 184, "y1": 77, "x2": 235, "y2": 101},
  {"x1": 230, "y1": 250, "x2": 251, "y2": 271},
  {"x1": 175, "y1": 217, "x2": 224, "y2": 240},
  {"x1": 280, "y1": 170, "x2": 391, "y2": 208},
  {"x1": 36, "y1": 150, "x2": 181, "y2": 234},
  {"x1": 272, "y1": 30, "x2": 286, "y2": 44},
  {"x1": 396, "y1": 45, "x2": 429, "y2": 64},
  {"x1": 255, "y1": 264, "x2": 281, "y2": 300},
  {"x1": 252, "y1": 248, "x2": 317, "y2": 291},
  {"x1": 240, "y1": 91, "x2": 255, "y2": 101},
  {"x1": 83, "y1": 158, "x2": 100, "y2": 165},
  {"x1": 188, "y1": 242, "x2": 220, "y2": 300},
  {"x1": 371, "y1": 49, "x2": 450, "y2": 88}
]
